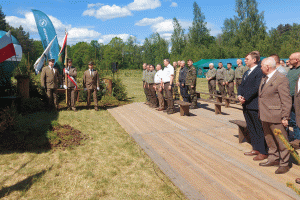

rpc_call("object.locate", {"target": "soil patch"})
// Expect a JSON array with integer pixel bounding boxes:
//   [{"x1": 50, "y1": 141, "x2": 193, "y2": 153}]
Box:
[{"x1": 48, "y1": 124, "x2": 91, "y2": 150}]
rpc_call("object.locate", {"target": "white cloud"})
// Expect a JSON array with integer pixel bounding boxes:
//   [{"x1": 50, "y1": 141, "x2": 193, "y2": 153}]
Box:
[
  {"x1": 87, "y1": 3, "x2": 104, "y2": 8},
  {"x1": 160, "y1": 33, "x2": 172, "y2": 41},
  {"x1": 5, "y1": 12, "x2": 101, "y2": 45},
  {"x1": 135, "y1": 17, "x2": 164, "y2": 26},
  {"x1": 135, "y1": 17, "x2": 192, "y2": 33},
  {"x1": 207, "y1": 23, "x2": 222, "y2": 36},
  {"x1": 127, "y1": 0, "x2": 161, "y2": 11},
  {"x1": 170, "y1": 2, "x2": 178, "y2": 7},
  {"x1": 83, "y1": 4, "x2": 132, "y2": 21},
  {"x1": 98, "y1": 34, "x2": 132, "y2": 44}
]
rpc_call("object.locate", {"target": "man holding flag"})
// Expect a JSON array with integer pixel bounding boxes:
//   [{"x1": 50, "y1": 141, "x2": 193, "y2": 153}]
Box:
[{"x1": 63, "y1": 58, "x2": 78, "y2": 111}]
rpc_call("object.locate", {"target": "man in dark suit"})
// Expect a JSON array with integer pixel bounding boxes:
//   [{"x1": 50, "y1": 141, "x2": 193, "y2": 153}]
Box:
[
  {"x1": 258, "y1": 57, "x2": 291, "y2": 174},
  {"x1": 238, "y1": 52, "x2": 268, "y2": 161}
]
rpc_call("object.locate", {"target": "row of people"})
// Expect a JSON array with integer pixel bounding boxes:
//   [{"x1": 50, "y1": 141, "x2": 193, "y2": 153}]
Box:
[
  {"x1": 237, "y1": 51, "x2": 300, "y2": 177},
  {"x1": 205, "y1": 55, "x2": 291, "y2": 102},
  {"x1": 40, "y1": 59, "x2": 100, "y2": 111},
  {"x1": 142, "y1": 59, "x2": 197, "y2": 114}
]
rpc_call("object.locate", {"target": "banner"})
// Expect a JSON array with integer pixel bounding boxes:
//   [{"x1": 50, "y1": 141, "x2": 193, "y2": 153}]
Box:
[
  {"x1": 55, "y1": 32, "x2": 68, "y2": 74},
  {"x1": 32, "y1": 9, "x2": 59, "y2": 61},
  {"x1": 0, "y1": 31, "x2": 16, "y2": 63},
  {"x1": 33, "y1": 35, "x2": 57, "y2": 74}
]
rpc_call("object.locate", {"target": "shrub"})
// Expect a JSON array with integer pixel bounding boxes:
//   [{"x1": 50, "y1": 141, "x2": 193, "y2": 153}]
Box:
[
  {"x1": 19, "y1": 97, "x2": 45, "y2": 114},
  {"x1": 112, "y1": 78, "x2": 127, "y2": 101},
  {"x1": 100, "y1": 95, "x2": 120, "y2": 107}
]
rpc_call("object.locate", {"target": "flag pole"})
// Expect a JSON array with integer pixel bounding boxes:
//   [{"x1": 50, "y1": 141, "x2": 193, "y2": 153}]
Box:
[{"x1": 64, "y1": 30, "x2": 68, "y2": 104}]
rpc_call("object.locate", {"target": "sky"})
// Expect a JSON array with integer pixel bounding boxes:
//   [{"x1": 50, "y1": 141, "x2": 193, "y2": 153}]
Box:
[{"x1": 1, "y1": 0, "x2": 300, "y2": 46}]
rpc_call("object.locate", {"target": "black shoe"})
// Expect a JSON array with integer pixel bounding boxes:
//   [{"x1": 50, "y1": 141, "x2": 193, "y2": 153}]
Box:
[{"x1": 163, "y1": 109, "x2": 169, "y2": 112}]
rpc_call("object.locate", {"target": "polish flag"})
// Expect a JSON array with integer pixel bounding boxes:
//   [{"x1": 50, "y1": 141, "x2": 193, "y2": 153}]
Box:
[{"x1": 0, "y1": 31, "x2": 16, "y2": 63}]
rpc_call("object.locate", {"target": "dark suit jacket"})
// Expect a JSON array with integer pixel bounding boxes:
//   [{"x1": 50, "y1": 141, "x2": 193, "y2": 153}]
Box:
[
  {"x1": 238, "y1": 65, "x2": 263, "y2": 110},
  {"x1": 294, "y1": 75, "x2": 300, "y2": 127},
  {"x1": 258, "y1": 71, "x2": 292, "y2": 123}
]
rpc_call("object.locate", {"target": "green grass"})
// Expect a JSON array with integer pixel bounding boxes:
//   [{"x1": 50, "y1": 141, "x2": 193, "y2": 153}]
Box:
[{"x1": 0, "y1": 69, "x2": 188, "y2": 199}]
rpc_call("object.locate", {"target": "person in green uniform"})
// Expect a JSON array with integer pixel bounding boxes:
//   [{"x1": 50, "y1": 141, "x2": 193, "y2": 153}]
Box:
[
  {"x1": 206, "y1": 63, "x2": 217, "y2": 99},
  {"x1": 216, "y1": 62, "x2": 226, "y2": 96},
  {"x1": 235, "y1": 59, "x2": 248, "y2": 92},
  {"x1": 225, "y1": 63, "x2": 235, "y2": 102},
  {"x1": 148, "y1": 64, "x2": 158, "y2": 108},
  {"x1": 142, "y1": 63, "x2": 149, "y2": 104},
  {"x1": 144, "y1": 64, "x2": 151, "y2": 105},
  {"x1": 186, "y1": 59, "x2": 197, "y2": 109}
]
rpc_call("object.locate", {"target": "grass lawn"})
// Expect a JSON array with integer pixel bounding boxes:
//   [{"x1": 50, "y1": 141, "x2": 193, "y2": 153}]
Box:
[{"x1": 0, "y1": 69, "x2": 189, "y2": 199}]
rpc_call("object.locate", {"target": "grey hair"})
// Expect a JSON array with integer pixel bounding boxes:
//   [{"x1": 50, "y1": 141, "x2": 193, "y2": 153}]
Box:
[
  {"x1": 264, "y1": 57, "x2": 276, "y2": 69},
  {"x1": 209, "y1": 63, "x2": 214, "y2": 67}
]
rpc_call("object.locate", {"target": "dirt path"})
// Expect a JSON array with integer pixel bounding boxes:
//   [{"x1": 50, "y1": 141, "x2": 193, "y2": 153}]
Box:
[{"x1": 108, "y1": 102, "x2": 300, "y2": 200}]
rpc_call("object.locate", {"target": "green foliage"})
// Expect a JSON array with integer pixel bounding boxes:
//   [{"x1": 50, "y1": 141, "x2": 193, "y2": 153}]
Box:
[
  {"x1": 112, "y1": 78, "x2": 127, "y2": 101},
  {"x1": 19, "y1": 97, "x2": 45, "y2": 114},
  {"x1": 13, "y1": 53, "x2": 30, "y2": 78},
  {"x1": 171, "y1": 17, "x2": 186, "y2": 58},
  {"x1": 100, "y1": 95, "x2": 120, "y2": 107}
]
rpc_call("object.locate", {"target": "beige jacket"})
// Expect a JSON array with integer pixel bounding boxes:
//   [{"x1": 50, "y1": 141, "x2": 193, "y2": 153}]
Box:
[
  {"x1": 41, "y1": 66, "x2": 60, "y2": 89},
  {"x1": 258, "y1": 70, "x2": 292, "y2": 123},
  {"x1": 83, "y1": 69, "x2": 100, "y2": 90}
]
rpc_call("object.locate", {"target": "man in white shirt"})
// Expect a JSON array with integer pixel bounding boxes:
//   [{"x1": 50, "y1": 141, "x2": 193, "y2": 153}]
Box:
[
  {"x1": 162, "y1": 59, "x2": 175, "y2": 114},
  {"x1": 154, "y1": 64, "x2": 164, "y2": 111}
]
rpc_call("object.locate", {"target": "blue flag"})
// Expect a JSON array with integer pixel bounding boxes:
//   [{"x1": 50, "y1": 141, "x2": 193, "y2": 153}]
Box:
[{"x1": 32, "y1": 9, "x2": 59, "y2": 61}]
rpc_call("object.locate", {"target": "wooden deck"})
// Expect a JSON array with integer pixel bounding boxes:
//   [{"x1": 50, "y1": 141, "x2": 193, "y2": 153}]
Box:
[{"x1": 108, "y1": 102, "x2": 300, "y2": 200}]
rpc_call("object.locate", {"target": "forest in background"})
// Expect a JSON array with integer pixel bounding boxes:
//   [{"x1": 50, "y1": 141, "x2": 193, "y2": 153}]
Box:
[{"x1": 0, "y1": 0, "x2": 299, "y2": 72}]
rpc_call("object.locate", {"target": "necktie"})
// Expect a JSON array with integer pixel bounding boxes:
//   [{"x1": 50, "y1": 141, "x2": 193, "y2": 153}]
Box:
[
  {"x1": 261, "y1": 76, "x2": 268, "y2": 91},
  {"x1": 243, "y1": 70, "x2": 250, "y2": 80}
]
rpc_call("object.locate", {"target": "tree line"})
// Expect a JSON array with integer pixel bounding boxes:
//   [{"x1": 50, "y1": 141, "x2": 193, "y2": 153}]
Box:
[{"x1": 0, "y1": 0, "x2": 299, "y2": 72}]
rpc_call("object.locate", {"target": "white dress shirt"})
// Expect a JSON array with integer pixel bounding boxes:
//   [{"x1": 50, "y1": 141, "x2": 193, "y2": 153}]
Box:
[
  {"x1": 162, "y1": 64, "x2": 174, "y2": 83},
  {"x1": 154, "y1": 69, "x2": 163, "y2": 84},
  {"x1": 248, "y1": 65, "x2": 258, "y2": 76},
  {"x1": 266, "y1": 70, "x2": 276, "y2": 83},
  {"x1": 49, "y1": 65, "x2": 55, "y2": 74}
]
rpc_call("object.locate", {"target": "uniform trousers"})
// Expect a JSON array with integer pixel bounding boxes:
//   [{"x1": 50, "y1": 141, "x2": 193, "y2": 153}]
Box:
[
  {"x1": 155, "y1": 83, "x2": 164, "y2": 109},
  {"x1": 262, "y1": 121, "x2": 290, "y2": 166},
  {"x1": 226, "y1": 81, "x2": 235, "y2": 99},
  {"x1": 217, "y1": 79, "x2": 226, "y2": 96},
  {"x1": 243, "y1": 109, "x2": 267, "y2": 155},
  {"x1": 67, "y1": 87, "x2": 77, "y2": 108},
  {"x1": 208, "y1": 79, "x2": 216, "y2": 99},
  {"x1": 149, "y1": 83, "x2": 158, "y2": 107},
  {"x1": 87, "y1": 89, "x2": 98, "y2": 107},
  {"x1": 236, "y1": 78, "x2": 242, "y2": 93},
  {"x1": 187, "y1": 85, "x2": 197, "y2": 107},
  {"x1": 143, "y1": 81, "x2": 149, "y2": 102},
  {"x1": 46, "y1": 88, "x2": 58, "y2": 109},
  {"x1": 163, "y1": 82, "x2": 174, "y2": 111},
  {"x1": 180, "y1": 84, "x2": 189, "y2": 102}
]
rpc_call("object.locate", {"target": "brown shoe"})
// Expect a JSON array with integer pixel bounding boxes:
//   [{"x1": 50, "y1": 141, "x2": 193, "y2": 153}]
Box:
[
  {"x1": 295, "y1": 178, "x2": 300, "y2": 184},
  {"x1": 275, "y1": 166, "x2": 290, "y2": 174},
  {"x1": 72, "y1": 107, "x2": 77, "y2": 112},
  {"x1": 244, "y1": 150, "x2": 259, "y2": 156},
  {"x1": 253, "y1": 154, "x2": 268, "y2": 161},
  {"x1": 157, "y1": 108, "x2": 165, "y2": 111},
  {"x1": 95, "y1": 107, "x2": 99, "y2": 111},
  {"x1": 259, "y1": 160, "x2": 279, "y2": 167}
]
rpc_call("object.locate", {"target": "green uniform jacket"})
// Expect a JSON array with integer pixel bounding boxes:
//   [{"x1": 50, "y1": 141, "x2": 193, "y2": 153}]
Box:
[
  {"x1": 225, "y1": 68, "x2": 235, "y2": 82},
  {"x1": 148, "y1": 70, "x2": 156, "y2": 84},
  {"x1": 145, "y1": 70, "x2": 150, "y2": 83},
  {"x1": 206, "y1": 68, "x2": 217, "y2": 79},
  {"x1": 235, "y1": 65, "x2": 248, "y2": 79},
  {"x1": 185, "y1": 65, "x2": 197, "y2": 86},
  {"x1": 216, "y1": 67, "x2": 226, "y2": 80},
  {"x1": 142, "y1": 69, "x2": 146, "y2": 81},
  {"x1": 174, "y1": 67, "x2": 180, "y2": 84}
]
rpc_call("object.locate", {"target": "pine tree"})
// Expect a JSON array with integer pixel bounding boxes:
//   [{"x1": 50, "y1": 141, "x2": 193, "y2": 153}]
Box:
[
  {"x1": 0, "y1": 5, "x2": 8, "y2": 31},
  {"x1": 188, "y1": 2, "x2": 213, "y2": 48},
  {"x1": 171, "y1": 17, "x2": 185, "y2": 59}
]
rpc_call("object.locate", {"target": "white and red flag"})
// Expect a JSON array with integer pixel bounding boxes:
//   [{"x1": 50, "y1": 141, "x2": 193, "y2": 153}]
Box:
[{"x1": 0, "y1": 31, "x2": 16, "y2": 63}]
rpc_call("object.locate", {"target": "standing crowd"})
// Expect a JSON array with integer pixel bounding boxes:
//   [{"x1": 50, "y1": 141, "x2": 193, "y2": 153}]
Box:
[{"x1": 142, "y1": 59, "x2": 197, "y2": 114}]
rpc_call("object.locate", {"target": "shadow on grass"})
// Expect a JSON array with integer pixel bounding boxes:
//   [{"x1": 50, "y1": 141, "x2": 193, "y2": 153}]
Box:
[
  {"x1": 0, "y1": 110, "x2": 59, "y2": 155},
  {"x1": 0, "y1": 166, "x2": 52, "y2": 198}
]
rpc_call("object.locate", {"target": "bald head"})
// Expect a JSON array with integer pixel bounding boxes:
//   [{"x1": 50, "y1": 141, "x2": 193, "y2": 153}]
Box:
[
  {"x1": 237, "y1": 59, "x2": 243, "y2": 66},
  {"x1": 261, "y1": 57, "x2": 276, "y2": 75},
  {"x1": 289, "y1": 52, "x2": 300, "y2": 68}
]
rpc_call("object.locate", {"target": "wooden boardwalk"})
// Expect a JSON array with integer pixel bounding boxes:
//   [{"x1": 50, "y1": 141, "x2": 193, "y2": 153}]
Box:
[{"x1": 108, "y1": 102, "x2": 300, "y2": 200}]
